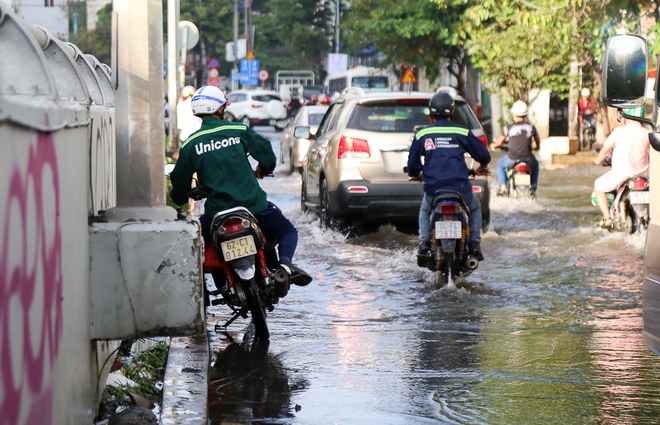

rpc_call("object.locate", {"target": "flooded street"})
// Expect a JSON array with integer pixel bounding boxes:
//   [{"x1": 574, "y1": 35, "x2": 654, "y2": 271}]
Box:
[{"x1": 207, "y1": 128, "x2": 660, "y2": 424}]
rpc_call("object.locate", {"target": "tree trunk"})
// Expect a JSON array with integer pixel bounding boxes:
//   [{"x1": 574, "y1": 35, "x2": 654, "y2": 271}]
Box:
[{"x1": 568, "y1": 58, "x2": 579, "y2": 149}]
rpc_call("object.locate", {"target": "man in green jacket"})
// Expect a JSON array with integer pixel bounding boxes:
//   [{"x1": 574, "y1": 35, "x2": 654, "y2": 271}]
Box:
[{"x1": 169, "y1": 85, "x2": 312, "y2": 287}]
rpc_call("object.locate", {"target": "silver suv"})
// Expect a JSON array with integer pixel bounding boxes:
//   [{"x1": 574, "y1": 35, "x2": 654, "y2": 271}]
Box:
[{"x1": 296, "y1": 89, "x2": 491, "y2": 233}]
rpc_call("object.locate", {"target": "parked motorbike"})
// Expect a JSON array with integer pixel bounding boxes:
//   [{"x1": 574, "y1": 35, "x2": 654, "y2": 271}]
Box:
[
  {"x1": 591, "y1": 166, "x2": 650, "y2": 234},
  {"x1": 417, "y1": 188, "x2": 480, "y2": 287},
  {"x1": 580, "y1": 112, "x2": 597, "y2": 151},
  {"x1": 165, "y1": 164, "x2": 289, "y2": 340},
  {"x1": 504, "y1": 160, "x2": 534, "y2": 199}
]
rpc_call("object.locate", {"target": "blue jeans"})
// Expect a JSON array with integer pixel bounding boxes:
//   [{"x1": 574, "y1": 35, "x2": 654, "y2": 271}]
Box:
[
  {"x1": 419, "y1": 190, "x2": 482, "y2": 244},
  {"x1": 497, "y1": 154, "x2": 539, "y2": 190},
  {"x1": 200, "y1": 201, "x2": 298, "y2": 262}
]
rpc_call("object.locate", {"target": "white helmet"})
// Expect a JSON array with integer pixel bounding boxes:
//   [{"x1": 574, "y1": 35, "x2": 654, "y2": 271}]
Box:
[
  {"x1": 191, "y1": 86, "x2": 231, "y2": 116},
  {"x1": 580, "y1": 88, "x2": 590, "y2": 97},
  {"x1": 510, "y1": 100, "x2": 528, "y2": 117}
]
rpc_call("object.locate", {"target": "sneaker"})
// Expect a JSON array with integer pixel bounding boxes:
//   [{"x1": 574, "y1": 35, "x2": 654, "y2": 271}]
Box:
[
  {"x1": 496, "y1": 189, "x2": 508, "y2": 197},
  {"x1": 468, "y1": 241, "x2": 484, "y2": 261},
  {"x1": 598, "y1": 217, "x2": 613, "y2": 229},
  {"x1": 280, "y1": 259, "x2": 313, "y2": 286},
  {"x1": 417, "y1": 240, "x2": 432, "y2": 267}
]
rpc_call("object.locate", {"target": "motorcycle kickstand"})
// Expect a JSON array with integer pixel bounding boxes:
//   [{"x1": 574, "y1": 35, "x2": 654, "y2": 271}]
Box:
[{"x1": 215, "y1": 311, "x2": 242, "y2": 333}]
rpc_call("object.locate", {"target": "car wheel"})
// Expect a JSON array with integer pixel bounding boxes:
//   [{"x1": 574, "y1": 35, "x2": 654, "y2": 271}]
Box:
[
  {"x1": 241, "y1": 116, "x2": 251, "y2": 127},
  {"x1": 288, "y1": 149, "x2": 295, "y2": 175},
  {"x1": 301, "y1": 180, "x2": 309, "y2": 213},
  {"x1": 320, "y1": 179, "x2": 338, "y2": 230}
]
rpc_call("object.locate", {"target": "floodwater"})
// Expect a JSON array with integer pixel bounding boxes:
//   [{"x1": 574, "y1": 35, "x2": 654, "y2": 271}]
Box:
[{"x1": 207, "y1": 128, "x2": 660, "y2": 424}]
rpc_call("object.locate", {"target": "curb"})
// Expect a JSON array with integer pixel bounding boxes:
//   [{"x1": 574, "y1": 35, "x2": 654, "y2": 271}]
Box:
[{"x1": 160, "y1": 333, "x2": 209, "y2": 424}]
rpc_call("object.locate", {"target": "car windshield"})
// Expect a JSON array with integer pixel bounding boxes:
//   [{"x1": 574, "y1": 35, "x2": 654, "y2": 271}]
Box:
[
  {"x1": 453, "y1": 103, "x2": 481, "y2": 130},
  {"x1": 351, "y1": 76, "x2": 389, "y2": 89},
  {"x1": 308, "y1": 113, "x2": 325, "y2": 126},
  {"x1": 252, "y1": 94, "x2": 281, "y2": 102},
  {"x1": 347, "y1": 100, "x2": 432, "y2": 132}
]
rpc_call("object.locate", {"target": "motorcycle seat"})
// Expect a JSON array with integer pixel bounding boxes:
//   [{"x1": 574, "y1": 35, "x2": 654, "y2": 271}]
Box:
[{"x1": 430, "y1": 190, "x2": 470, "y2": 211}]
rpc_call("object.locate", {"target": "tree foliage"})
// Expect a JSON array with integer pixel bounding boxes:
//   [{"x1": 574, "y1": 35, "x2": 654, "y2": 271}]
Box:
[{"x1": 344, "y1": 0, "x2": 472, "y2": 92}]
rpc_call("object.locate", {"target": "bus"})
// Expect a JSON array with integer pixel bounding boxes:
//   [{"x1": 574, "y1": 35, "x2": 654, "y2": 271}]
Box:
[{"x1": 323, "y1": 66, "x2": 395, "y2": 96}]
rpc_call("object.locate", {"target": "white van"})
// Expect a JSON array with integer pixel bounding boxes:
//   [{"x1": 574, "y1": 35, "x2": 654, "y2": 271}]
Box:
[{"x1": 323, "y1": 66, "x2": 395, "y2": 96}]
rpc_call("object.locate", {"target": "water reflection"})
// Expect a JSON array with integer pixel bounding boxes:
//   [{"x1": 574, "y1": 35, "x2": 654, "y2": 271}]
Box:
[{"x1": 208, "y1": 335, "x2": 307, "y2": 424}]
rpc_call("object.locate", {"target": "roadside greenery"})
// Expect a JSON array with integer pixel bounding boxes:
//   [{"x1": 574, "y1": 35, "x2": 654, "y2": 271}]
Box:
[{"x1": 97, "y1": 341, "x2": 169, "y2": 421}]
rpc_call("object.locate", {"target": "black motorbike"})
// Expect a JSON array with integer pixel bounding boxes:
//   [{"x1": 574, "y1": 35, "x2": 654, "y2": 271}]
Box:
[{"x1": 417, "y1": 179, "x2": 480, "y2": 287}]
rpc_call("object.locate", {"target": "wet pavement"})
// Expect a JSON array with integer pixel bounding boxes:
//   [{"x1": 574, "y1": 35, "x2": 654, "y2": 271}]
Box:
[{"x1": 178, "y1": 128, "x2": 660, "y2": 424}]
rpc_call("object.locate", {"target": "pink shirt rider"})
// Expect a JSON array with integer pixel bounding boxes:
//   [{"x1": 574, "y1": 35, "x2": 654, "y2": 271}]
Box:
[{"x1": 602, "y1": 121, "x2": 650, "y2": 181}]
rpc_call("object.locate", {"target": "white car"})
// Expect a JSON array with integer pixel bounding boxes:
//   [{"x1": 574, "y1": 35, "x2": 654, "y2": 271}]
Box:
[
  {"x1": 279, "y1": 105, "x2": 329, "y2": 174},
  {"x1": 225, "y1": 89, "x2": 287, "y2": 129}
]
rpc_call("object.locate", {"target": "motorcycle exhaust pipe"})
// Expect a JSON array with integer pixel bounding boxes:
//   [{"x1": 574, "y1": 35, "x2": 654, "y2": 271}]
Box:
[
  {"x1": 272, "y1": 268, "x2": 290, "y2": 298},
  {"x1": 465, "y1": 256, "x2": 479, "y2": 270}
]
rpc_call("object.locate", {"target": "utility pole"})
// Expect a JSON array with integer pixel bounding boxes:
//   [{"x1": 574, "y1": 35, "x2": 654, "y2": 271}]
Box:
[
  {"x1": 166, "y1": 0, "x2": 180, "y2": 157},
  {"x1": 335, "y1": 0, "x2": 339, "y2": 53}
]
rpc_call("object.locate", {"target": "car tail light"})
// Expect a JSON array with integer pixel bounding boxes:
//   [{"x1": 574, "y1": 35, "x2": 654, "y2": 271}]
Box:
[
  {"x1": 337, "y1": 136, "x2": 371, "y2": 159},
  {"x1": 514, "y1": 163, "x2": 530, "y2": 173},
  {"x1": 217, "y1": 217, "x2": 250, "y2": 235},
  {"x1": 348, "y1": 186, "x2": 368, "y2": 193},
  {"x1": 436, "y1": 203, "x2": 462, "y2": 215},
  {"x1": 477, "y1": 135, "x2": 488, "y2": 149},
  {"x1": 472, "y1": 186, "x2": 483, "y2": 193},
  {"x1": 630, "y1": 178, "x2": 649, "y2": 190},
  {"x1": 251, "y1": 104, "x2": 263, "y2": 108}
]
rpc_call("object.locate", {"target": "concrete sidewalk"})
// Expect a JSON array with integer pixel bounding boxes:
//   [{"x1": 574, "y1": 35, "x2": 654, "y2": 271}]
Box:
[{"x1": 160, "y1": 333, "x2": 209, "y2": 424}]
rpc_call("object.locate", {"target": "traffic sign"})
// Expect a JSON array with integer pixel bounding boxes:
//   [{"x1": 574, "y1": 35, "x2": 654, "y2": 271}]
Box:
[
  {"x1": 208, "y1": 77, "x2": 220, "y2": 88},
  {"x1": 246, "y1": 51, "x2": 256, "y2": 60},
  {"x1": 258, "y1": 69, "x2": 270, "y2": 82},
  {"x1": 402, "y1": 68, "x2": 417, "y2": 84},
  {"x1": 208, "y1": 68, "x2": 219, "y2": 78},
  {"x1": 209, "y1": 57, "x2": 220, "y2": 69}
]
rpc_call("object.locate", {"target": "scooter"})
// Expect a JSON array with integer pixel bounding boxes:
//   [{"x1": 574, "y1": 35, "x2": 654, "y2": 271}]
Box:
[
  {"x1": 580, "y1": 112, "x2": 597, "y2": 151},
  {"x1": 504, "y1": 160, "x2": 534, "y2": 199},
  {"x1": 204, "y1": 206, "x2": 290, "y2": 340},
  {"x1": 591, "y1": 171, "x2": 650, "y2": 234},
  {"x1": 165, "y1": 164, "x2": 289, "y2": 340},
  {"x1": 418, "y1": 189, "x2": 480, "y2": 287}
]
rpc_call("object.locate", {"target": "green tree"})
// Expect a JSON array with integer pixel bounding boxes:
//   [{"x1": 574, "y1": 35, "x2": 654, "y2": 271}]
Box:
[
  {"x1": 344, "y1": 0, "x2": 472, "y2": 95},
  {"x1": 252, "y1": 0, "x2": 335, "y2": 77},
  {"x1": 69, "y1": 3, "x2": 112, "y2": 65}
]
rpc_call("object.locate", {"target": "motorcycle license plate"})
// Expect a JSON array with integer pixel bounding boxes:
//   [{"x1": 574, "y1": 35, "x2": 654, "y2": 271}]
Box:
[
  {"x1": 630, "y1": 191, "x2": 650, "y2": 204},
  {"x1": 514, "y1": 174, "x2": 531, "y2": 186},
  {"x1": 435, "y1": 221, "x2": 462, "y2": 239},
  {"x1": 221, "y1": 235, "x2": 257, "y2": 261}
]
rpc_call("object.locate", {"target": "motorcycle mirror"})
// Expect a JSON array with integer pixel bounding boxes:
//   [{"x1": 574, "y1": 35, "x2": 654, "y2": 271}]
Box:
[
  {"x1": 164, "y1": 163, "x2": 175, "y2": 176},
  {"x1": 601, "y1": 34, "x2": 648, "y2": 109}
]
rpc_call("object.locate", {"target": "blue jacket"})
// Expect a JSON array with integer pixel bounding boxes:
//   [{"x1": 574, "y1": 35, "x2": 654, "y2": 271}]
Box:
[{"x1": 407, "y1": 119, "x2": 491, "y2": 196}]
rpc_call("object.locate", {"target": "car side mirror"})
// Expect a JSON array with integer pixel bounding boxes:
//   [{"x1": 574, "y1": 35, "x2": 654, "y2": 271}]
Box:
[
  {"x1": 294, "y1": 126, "x2": 311, "y2": 139},
  {"x1": 601, "y1": 34, "x2": 648, "y2": 109},
  {"x1": 650, "y1": 133, "x2": 660, "y2": 152}
]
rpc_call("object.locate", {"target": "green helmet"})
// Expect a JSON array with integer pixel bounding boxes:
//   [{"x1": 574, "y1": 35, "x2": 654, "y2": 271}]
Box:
[{"x1": 624, "y1": 106, "x2": 645, "y2": 117}]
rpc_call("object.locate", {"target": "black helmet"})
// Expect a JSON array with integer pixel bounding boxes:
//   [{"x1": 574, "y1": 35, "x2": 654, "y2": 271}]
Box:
[{"x1": 429, "y1": 92, "x2": 455, "y2": 117}]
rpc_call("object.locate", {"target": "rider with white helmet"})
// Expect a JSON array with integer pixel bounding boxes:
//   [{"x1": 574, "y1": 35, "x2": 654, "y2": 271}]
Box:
[
  {"x1": 490, "y1": 100, "x2": 541, "y2": 196},
  {"x1": 177, "y1": 85, "x2": 202, "y2": 142},
  {"x1": 169, "y1": 86, "x2": 312, "y2": 287}
]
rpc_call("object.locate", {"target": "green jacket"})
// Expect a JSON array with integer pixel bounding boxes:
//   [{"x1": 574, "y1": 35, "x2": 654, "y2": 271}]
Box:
[{"x1": 169, "y1": 117, "x2": 277, "y2": 217}]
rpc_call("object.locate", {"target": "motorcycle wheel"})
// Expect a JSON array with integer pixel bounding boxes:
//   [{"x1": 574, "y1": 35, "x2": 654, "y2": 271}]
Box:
[
  {"x1": 437, "y1": 252, "x2": 453, "y2": 287},
  {"x1": 244, "y1": 278, "x2": 270, "y2": 340},
  {"x1": 625, "y1": 204, "x2": 636, "y2": 234}
]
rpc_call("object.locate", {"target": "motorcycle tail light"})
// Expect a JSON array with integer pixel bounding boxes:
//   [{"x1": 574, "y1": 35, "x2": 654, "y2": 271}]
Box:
[
  {"x1": 514, "y1": 164, "x2": 530, "y2": 173},
  {"x1": 472, "y1": 186, "x2": 483, "y2": 193},
  {"x1": 218, "y1": 217, "x2": 250, "y2": 235},
  {"x1": 436, "y1": 203, "x2": 462, "y2": 215},
  {"x1": 337, "y1": 135, "x2": 371, "y2": 159},
  {"x1": 631, "y1": 178, "x2": 649, "y2": 190}
]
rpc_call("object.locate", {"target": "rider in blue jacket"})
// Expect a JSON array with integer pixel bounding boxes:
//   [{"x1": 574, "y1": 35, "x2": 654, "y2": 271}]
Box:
[{"x1": 407, "y1": 92, "x2": 491, "y2": 263}]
